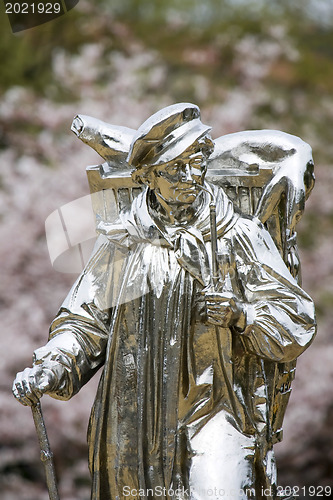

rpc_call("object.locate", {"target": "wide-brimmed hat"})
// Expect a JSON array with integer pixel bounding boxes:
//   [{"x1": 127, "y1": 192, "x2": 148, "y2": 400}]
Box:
[{"x1": 127, "y1": 103, "x2": 212, "y2": 168}]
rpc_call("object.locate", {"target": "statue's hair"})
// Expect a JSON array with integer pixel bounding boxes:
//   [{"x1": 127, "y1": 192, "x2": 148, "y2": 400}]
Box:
[{"x1": 131, "y1": 135, "x2": 214, "y2": 186}]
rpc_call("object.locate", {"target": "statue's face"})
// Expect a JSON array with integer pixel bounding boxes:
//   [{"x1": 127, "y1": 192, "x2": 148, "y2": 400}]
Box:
[{"x1": 149, "y1": 149, "x2": 207, "y2": 205}]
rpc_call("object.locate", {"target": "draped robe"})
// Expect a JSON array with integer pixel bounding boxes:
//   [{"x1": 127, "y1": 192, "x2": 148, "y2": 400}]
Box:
[{"x1": 34, "y1": 183, "x2": 316, "y2": 499}]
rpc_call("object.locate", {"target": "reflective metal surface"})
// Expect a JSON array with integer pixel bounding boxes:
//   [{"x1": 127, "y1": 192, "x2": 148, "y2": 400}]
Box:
[
  {"x1": 13, "y1": 103, "x2": 316, "y2": 500},
  {"x1": 31, "y1": 402, "x2": 60, "y2": 500}
]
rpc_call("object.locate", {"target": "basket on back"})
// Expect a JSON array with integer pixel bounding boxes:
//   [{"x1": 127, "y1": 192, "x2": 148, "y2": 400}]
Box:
[{"x1": 73, "y1": 114, "x2": 315, "y2": 445}]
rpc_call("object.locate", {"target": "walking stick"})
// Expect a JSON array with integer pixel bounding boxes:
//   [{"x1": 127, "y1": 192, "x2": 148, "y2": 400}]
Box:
[
  {"x1": 31, "y1": 401, "x2": 60, "y2": 500},
  {"x1": 200, "y1": 183, "x2": 243, "y2": 429}
]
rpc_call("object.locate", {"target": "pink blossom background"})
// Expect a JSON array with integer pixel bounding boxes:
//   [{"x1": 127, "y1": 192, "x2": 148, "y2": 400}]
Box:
[{"x1": 1, "y1": 2, "x2": 333, "y2": 498}]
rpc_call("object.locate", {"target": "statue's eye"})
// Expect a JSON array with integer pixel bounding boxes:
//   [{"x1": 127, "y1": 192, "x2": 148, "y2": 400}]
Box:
[
  {"x1": 166, "y1": 162, "x2": 182, "y2": 174},
  {"x1": 189, "y1": 154, "x2": 203, "y2": 167}
]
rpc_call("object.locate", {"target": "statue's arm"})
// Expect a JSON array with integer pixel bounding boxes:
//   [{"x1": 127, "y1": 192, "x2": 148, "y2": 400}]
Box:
[
  {"x1": 13, "y1": 235, "x2": 120, "y2": 405},
  {"x1": 12, "y1": 303, "x2": 111, "y2": 405},
  {"x1": 231, "y1": 217, "x2": 316, "y2": 362},
  {"x1": 32, "y1": 304, "x2": 111, "y2": 401}
]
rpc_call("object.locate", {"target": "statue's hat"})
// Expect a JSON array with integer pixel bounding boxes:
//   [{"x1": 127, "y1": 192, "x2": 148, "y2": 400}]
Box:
[{"x1": 127, "y1": 103, "x2": 211, "y2": 168}]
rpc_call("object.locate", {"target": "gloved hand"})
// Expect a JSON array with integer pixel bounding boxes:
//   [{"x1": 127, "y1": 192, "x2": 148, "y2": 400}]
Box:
[
  {"x1": 12, "y1": 366, "x2": 57, "y2": 406},
  {"x1": 204, "y1": 290, "x2": 246, "y2": 330}
]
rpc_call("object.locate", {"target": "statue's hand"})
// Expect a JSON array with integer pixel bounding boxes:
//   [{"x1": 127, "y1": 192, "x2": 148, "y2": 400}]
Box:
[
  {"x1": 12, "y1": 366, "x2": 56, "y2": 406},
  {"x1": 204, "y1": 290, "x2": 246, "y2": 330}
]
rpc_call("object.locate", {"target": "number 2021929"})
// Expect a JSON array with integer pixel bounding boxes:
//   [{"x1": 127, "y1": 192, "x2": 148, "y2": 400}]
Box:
[{"x1": 5, "y1": 3, "x2": 62, "y2": 14}]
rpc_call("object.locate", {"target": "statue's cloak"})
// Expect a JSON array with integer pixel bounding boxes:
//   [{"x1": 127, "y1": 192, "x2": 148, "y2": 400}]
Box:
[{"x1": 36, "y1": 184, "x2": 316, "y2": 499}]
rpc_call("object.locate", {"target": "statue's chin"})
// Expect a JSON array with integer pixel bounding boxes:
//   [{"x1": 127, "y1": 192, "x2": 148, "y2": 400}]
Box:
[
  {"x1": 154, "y1": 190, "x2": 198, "y2": 207},
  {"x1": 175, "y1": 193, "x2": 197, "y2": 204}
]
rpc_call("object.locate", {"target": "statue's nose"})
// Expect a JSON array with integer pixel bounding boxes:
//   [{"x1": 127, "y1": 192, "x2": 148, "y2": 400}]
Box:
[{"x1": 182, "y1": 164, "x2": 194, "y2": 182}]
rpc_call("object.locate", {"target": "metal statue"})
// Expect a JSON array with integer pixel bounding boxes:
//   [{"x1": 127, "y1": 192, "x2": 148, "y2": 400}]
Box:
[{"x1": 13, "y1": 103, "x2": 316, "y2": 500}]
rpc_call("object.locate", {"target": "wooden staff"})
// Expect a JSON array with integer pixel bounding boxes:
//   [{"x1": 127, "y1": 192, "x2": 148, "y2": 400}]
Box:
[{"x1": 31, "y1": 401, "x2": 60, "y2": 500}]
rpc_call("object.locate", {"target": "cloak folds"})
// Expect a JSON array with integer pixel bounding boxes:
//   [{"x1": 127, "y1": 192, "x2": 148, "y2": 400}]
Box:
[{"x1": 33, "y1": 184, "x2": 316, "y2": 499}]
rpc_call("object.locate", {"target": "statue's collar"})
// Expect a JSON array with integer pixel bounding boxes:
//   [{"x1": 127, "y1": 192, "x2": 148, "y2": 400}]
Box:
[{"x1": 122, "y1": 182, "x2": 238, "y2": 246}]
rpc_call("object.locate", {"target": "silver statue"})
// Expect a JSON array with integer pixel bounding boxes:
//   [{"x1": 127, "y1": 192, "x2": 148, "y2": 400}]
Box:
[{"x1": 13, "y1": 103, "x2": 316, "y2": 500}]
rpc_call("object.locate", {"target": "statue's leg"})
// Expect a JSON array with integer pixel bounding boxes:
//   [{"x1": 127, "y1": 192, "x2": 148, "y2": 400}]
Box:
[
  {"x1": 187, "y1": 410, "x2": 256, "y2": 499},
  {"x1": 254, "y1": 445, "x2": 278, "y2": 500}
]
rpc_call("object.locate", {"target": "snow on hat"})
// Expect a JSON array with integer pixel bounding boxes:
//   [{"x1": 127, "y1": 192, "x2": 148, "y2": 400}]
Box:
[{"x1": 127, "y1": 103, "x2": 212, "y2": 168}]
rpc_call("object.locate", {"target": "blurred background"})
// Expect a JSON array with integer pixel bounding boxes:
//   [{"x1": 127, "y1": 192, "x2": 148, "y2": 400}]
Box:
[{"x1": 1, "y1": 0, "x2": 333, "y2": 498}]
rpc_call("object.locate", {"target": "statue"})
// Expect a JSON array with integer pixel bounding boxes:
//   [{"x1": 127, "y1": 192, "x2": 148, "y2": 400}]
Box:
[{"x1": 13, "y1": 103, "x2": 316, "y2": 500}]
